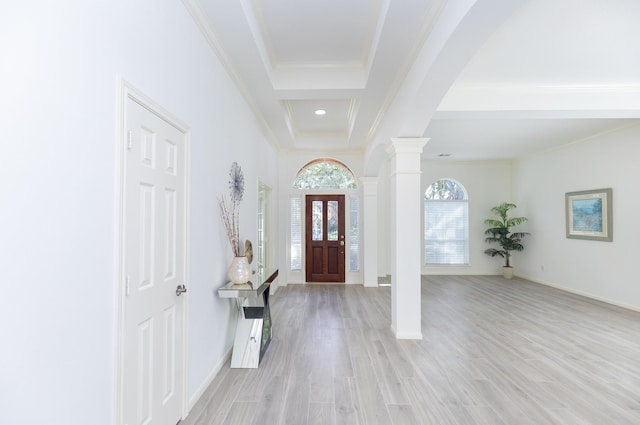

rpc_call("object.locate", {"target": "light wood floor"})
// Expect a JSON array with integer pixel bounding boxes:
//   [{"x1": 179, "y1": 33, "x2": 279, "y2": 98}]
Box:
[{"x1": 183, "y1": 276, "x2": 640, "y2": 424}]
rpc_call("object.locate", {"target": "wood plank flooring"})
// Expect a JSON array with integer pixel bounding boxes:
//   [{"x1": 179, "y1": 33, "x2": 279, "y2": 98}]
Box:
[{"x1": 182, "y1": 276, "x2": 640, "y2": 424}]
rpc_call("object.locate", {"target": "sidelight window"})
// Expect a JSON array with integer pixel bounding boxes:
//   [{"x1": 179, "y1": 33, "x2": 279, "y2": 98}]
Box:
[{"x1": 257, "y1": 182, "x2": 271, "y2": 273}]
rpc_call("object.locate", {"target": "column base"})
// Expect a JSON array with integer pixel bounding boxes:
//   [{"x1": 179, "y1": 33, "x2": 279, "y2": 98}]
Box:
[{"x1": 390, "y1": 325, "x2": 423, "y2": 340}]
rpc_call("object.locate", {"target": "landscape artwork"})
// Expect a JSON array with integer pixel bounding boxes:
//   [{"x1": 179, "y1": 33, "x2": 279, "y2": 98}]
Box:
[
  {"x1": 571, "y1": 198, "x2": 603, "y2": 232},
  {"x1": 565, "y1": 188, "x2": 612, "y2": 241}
]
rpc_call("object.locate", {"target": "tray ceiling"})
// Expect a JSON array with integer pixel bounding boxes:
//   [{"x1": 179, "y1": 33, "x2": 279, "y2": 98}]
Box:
[{"x1": 184, "y1": 0, "x2": 640, "y2": 161}]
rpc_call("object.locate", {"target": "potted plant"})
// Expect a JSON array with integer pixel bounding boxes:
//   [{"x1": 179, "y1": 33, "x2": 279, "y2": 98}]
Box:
[{"x1": 484, "y1": 202, "x2": 529, "y2": 279}]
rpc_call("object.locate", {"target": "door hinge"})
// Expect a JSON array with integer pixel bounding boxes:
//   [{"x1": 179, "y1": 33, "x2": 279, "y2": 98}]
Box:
[
  {"x1": 125, "y1": 276, "x2": 130, "y2": 296},
  {"x1": 127, "y1": 130, "x2": 133, "y2": 150}
]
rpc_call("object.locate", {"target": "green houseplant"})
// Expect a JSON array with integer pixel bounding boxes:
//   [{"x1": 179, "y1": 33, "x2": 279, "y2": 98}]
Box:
[{"x1": 484, "y1": 202, "x2": 529, "y2": 279}]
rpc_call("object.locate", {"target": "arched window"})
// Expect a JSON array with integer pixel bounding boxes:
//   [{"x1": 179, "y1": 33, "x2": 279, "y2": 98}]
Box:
[
  {"x1": 292, "y1": 159, "x2": 357, "y2": 190},
  {"x1": 424, "y1": 178, "x2": 469, "y2": 265}
]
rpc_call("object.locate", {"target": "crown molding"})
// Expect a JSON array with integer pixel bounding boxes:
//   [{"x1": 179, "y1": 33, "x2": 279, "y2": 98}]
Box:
[{"x1": 181, "y1": 0, "x2": 280, "y2": 149}]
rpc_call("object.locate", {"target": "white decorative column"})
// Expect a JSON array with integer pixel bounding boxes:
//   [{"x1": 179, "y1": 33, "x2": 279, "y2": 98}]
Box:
[
  {"x1": 360, "y1": 177, "x2": 379, "y2": 287},
  {"x1": 386, "y1": 137, "x2": 427, "y2": 339}
]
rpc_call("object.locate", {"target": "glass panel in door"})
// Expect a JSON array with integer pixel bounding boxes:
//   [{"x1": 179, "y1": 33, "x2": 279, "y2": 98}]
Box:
[
  {"x1": 312, "y1": 200, "x2": 323, "y2": 241},
  {"x1": 327, "y1": 200, "x2": 338, "y2": 241}
]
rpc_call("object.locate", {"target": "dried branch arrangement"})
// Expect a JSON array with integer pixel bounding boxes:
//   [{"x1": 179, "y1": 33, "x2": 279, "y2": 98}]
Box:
[
  {"x1": 218, "y1": 195, "x2": 240, "y2": 256},
  {"x1": 218, "y1": 162, "x2": 245, "y2": 257}
]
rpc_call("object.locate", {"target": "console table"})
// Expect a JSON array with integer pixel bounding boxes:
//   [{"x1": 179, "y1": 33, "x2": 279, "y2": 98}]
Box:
[{"x1": 218, "y1": 269, "x2": 278, "y2": 368}]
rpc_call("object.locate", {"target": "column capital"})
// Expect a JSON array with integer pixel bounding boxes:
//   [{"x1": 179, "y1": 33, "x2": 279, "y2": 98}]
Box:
[{"x1": 386, "y1": 137, "x2": 429, "y2": 157}]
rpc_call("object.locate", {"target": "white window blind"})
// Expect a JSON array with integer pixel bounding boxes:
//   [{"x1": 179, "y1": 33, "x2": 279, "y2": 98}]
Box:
[
  {"x1": 424, "y1": 200, "x2": 469, "y2": 264},
  {"x1": 257, "y1": 184, "x2": 269, "y2": 273},
  {"x1": 290, "y1": 196, "x2": 302, "y2": 271},
  {"x1": 349, "y1": 195, "x2": 360, "y2": 272}
]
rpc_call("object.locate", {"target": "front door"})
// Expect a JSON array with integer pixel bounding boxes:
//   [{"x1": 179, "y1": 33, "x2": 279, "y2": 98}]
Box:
[
  {"x1": 122, "y1": 95, "x2": 187, "y2": 425},
  {"x1": 305, "y1": 195, "x2": 345, "y2": 282}
]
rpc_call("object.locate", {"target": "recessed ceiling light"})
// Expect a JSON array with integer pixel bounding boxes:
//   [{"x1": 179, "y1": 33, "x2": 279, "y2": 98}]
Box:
[
  {"x1": 314, "y1": 109, "x2": 326, "y2": 116},
  {"x1": 438, "y1": 153, "x2": 452, "y2": 157}
]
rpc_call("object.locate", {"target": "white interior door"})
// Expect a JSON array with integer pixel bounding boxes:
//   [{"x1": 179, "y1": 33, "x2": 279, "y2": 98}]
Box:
[{"x1": 122, "y1": 97, "x2": 188, "y2": 425}]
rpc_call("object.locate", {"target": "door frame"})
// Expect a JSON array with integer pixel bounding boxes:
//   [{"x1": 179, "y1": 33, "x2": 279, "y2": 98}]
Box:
[
  {"x1": 289, "y1": 190, "x2": 360, "y2": 284},
  {"x1": 305, "y1": 194, "x2": 346, "y2": 283},
  {"x1": 113, "y1": 80, "x2": 191, "y2": 424}
]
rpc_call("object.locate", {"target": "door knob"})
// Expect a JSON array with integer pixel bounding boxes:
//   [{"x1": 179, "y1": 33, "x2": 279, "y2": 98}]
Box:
[
  {"x1": 176, "y1": 284, "x2": 187, "y2": 296},
  {"x1": 339, "y1": 241, "x2": 345, "y2": 246}
]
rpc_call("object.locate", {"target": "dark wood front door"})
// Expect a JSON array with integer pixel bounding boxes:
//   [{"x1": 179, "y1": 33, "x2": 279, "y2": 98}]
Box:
[{"x1": 305, "y1": 195, "x2": 345, "y2": 282}]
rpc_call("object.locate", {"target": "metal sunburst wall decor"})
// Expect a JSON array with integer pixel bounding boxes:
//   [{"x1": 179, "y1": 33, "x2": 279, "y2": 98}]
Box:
[{"x1": 229, "y1": 161, "x2": 245, "y2": 203}]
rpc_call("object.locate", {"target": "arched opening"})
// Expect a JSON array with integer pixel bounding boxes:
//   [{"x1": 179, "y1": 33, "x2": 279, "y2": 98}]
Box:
[{"x1": 289, "y1": 158, "x2": 360, "y2": 282}]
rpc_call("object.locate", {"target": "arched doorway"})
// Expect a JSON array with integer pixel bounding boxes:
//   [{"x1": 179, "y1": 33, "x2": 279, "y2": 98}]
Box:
[{"x1": 292, "y1": 159, "x2": 358, "y2": 282}]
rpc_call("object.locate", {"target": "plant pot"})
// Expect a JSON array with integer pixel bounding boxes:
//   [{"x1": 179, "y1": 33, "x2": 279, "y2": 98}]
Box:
[
  {"x1": 228, "y1": 256, "x2": 251, "y2": 284},
  {"x1": 502, "y1": 266, "x2": 514, "y2": 280}
]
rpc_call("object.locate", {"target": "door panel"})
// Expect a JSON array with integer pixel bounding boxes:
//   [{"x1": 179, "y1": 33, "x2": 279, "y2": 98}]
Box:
[
  {"x1": 305, "y1": 195, "x2": 345, "y2": 282},
  {"x1": 327, "y1": 247, "x2": 339, "y2": 274},
  {"x1": 123, "y1": 97, "x2": 186, "y2": 425}
]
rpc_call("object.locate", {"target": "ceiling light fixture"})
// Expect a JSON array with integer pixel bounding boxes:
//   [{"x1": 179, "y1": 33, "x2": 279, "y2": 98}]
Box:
[{"x1": 314, "y1": 109, "x2": 326, "y2": 116}]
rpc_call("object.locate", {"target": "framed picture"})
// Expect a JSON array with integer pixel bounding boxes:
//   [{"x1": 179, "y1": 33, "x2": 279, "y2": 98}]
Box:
[{"x1": 565, "y1": 188, "x2": 612, "y2": 241}]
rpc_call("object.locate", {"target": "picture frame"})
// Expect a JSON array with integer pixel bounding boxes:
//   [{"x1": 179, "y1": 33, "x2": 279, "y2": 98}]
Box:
[{"x1": 565, "y1": 188, "x2": 612, "y2": 241}]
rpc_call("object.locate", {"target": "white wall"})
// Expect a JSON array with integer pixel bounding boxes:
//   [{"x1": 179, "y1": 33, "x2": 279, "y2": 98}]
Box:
[
  {"x1": 512, "y1": 124, "x2": 640, "y2": 310},
  {"x1": 0, "y1": 1, "x2": 277, "y2": 424}
]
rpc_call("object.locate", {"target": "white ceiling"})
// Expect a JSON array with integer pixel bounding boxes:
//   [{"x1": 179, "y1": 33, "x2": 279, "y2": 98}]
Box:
[{"x1": 184, "y1": 0, "x2": 640, "y2": 163}]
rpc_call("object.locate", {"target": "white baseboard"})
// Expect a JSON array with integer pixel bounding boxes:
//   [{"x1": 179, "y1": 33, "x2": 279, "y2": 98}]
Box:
[
  {"x1": 422, "y1": 271, "x2": 500, "y2": 276},
  {"x1": 187, "y1": 346, "x2": 233, "y2": 412},
  {"x1": 517, "y1": 273, "x2": 640, "y2": 313}
]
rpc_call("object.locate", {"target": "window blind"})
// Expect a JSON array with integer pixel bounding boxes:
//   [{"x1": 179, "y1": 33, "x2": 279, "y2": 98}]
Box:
[
  {"x1": 349, "y1": 195, "x2": 360, "y2": 272},
  {"x1": 290, "y1": 196, "x2": 302, "y2": 271},
  {"x1": 424, "y1": 200, "x2": 469, "y2": 264}
]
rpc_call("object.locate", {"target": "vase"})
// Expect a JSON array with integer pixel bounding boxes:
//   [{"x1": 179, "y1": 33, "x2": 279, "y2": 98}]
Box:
[
  {"x1": 502, "y1": 266, "x2": 514, "y2": 280},
  {"x1": 228, "y1": 256, "x2": 251, "y2": 284}
]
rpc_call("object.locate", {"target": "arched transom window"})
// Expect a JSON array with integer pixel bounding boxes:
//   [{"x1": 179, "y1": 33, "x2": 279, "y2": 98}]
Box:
[
  {"x1": 424, "y1": 178, "x2": 469, "y2": 265},
  {"x1": 292, "y1": 159, "x2": 357, "y2": 190},
  {"x1": 425, "y1": 178, "x2": 467, "y2": 201}
]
